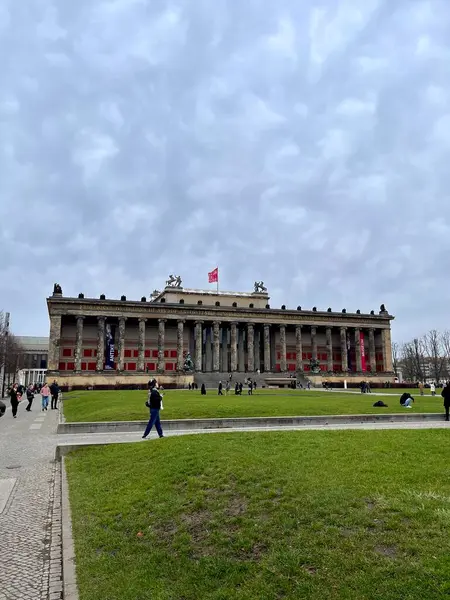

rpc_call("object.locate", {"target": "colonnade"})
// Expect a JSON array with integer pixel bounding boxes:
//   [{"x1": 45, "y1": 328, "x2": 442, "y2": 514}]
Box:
[{"x1": 49, "y1": 315, "x2": 393, "y2": 374}]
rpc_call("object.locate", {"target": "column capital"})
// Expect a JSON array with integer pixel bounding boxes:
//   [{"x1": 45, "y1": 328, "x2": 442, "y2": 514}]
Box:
[
  {"x1": 138, "y1": 317, "x2": 147, "y2": 323},
  {"x1": 97, "y1": 316, "x2": 106, "y2": 322},
  {"x1": 212, "y1": 320, "x2": 221, "y2": 326},
  {"x1": 158, "y1": 318, "x2": 166, "y2": 323},
  {"x1": 247, "y1": 322, "x2": 255, "y2": 329},
  {"x1": 177, "y1": 318, "x2": 186, "y2": 324},
  {"x1": 118, "y1": 316, "x2": 127, "y2": 322},
  {"x1": 195, "y1": 320, "x2": 204, "y2": 326},
  {"x1": 76, "y1": 315, "x2": 85, "y2": 321}
]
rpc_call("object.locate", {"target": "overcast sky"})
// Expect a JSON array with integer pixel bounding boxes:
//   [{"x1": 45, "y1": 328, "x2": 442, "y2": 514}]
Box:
[{"x1": 1, "y1": 0, "x2": 449, "y2": 342}]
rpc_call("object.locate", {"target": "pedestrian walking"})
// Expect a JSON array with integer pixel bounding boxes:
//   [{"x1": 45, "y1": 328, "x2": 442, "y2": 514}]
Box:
[
  {"x1": 225, "y1": 381, "x2": 230, "y2": 395},
  {"x1": 40, "y1": 382, "x2": 50, "y2": 411},
  {"x1": 26, "y1": 384, "x2": 35, "y2": 411},
  {"x1": 248, "y1": 381, "x2": 253, "y2": 395},
  {"x1": 9, "y1": 383, "x2": 20, "y2": 418},
  {"x1": 418, "y1": 382, "x2": 424, "y2": 396},
  {"x1": 430, "y1": 382, "x2": 436, "y2": 396},
  {"x1": 201, "y1": 383, "x2": 206, "y2": 395},
  {"x1": 142, "y1": 380, "x2": 164, "y2": 439},
  {"x1": 218, "y1": 381, "x2": 223, "y2": 395},
  {"x1": 441, "y1": 382, "x2": 450, "y2": 421},
  {"x1": 50, "y1": 380, "x2": 60, "y2": 410}
]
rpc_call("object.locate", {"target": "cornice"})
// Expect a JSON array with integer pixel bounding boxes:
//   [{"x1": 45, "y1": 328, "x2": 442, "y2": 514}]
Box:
[{"x1": 47, "y1": 298, "x2": 393, "y2": 329}]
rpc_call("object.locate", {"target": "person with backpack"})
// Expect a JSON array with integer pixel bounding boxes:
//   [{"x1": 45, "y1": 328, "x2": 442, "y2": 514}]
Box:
[
  {"x1": 142, "y1": 380, "x2": 164, "y2": 439},
  {"x1": 26, "y1": 384, "x2": 35, "y2": 411},
  {"x1": 441, "y1": 382, "x2": 450, "y2": 421}
]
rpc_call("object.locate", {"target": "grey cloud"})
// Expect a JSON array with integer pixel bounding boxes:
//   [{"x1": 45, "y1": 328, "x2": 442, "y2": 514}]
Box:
[{"x1": 1, "y1": 0, "x2": 450, "y2": 342}]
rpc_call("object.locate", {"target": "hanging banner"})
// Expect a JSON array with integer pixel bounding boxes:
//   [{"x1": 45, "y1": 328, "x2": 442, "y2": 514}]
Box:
[
  {"x1": 105, "y1": 323, "x2": 115, "y2": 369},
  {"x1": 347, "y1": 334, "x2": 352, "y2": 371},
  {"x1": 360, "y1": 331, "x2": 366, "y2": 371}
]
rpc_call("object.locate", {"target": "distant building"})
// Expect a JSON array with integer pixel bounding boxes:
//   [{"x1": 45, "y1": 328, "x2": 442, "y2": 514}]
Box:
[{"x1": 16, "y1": 336, "x2": 48, "y2": 369}]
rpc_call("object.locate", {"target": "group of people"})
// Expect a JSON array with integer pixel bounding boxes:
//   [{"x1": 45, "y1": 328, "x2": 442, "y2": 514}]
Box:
[{"x1": 0, "y1": 380, "x2": 61, "y2": 418}]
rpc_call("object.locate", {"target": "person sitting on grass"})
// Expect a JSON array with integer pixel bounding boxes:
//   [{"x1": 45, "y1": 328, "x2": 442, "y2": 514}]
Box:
[{"x1": 400, "y1": 392, "x2": 414, "y2": 408}]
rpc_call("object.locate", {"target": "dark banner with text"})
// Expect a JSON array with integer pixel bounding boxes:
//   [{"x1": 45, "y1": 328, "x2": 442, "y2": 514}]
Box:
[{"x1": 105, "y1": 323, "x2": 115, "y2": 369}]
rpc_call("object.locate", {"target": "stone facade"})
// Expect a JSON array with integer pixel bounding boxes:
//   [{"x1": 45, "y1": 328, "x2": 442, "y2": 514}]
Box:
[{"x1": 46, "y1": 286, "x2": 395, "y2": 386}]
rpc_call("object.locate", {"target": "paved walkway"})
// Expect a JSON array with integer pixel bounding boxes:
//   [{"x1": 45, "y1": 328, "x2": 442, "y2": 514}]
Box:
[
  {"x1": 1, "y1": 396, "x2": 448, "y2": 600},
  {"x1": 0, "y1": 400, "x2": 60, "y2": 600}
]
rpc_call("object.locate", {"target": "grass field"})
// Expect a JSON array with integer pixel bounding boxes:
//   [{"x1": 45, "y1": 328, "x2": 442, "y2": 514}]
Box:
[
  {"x1": 66, "y1": 430, "x2": 450, "y2": 600},
  {"x1": 62, "y1": 388, "x2": 445, "y2": 423}
]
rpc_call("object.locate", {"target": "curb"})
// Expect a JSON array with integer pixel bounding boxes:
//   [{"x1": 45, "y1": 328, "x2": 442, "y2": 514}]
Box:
[
  {"x1": 61, "y1": 456, "x2": 79, "y2": 600},
  {"x1": 57, "y1": 412, "x2": 447, "y2": 434}
]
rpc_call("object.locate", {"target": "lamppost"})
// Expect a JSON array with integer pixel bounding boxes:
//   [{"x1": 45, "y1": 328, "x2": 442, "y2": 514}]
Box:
[{"x1": 0, "y1": 312, "x2": 10, "y2": 399}]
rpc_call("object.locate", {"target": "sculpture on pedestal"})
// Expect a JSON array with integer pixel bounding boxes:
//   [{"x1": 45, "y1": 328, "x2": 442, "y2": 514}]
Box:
[
  {"x1": 184, "y1": 352, "x2": 194, "y2": 372},
  {"x1": 53, "y1": 283, "x2": 62, "y2": 295},
  {"x1": 254, "y1": 281, "x2": 267, "y2": 293},
  {"x1": 166, "y1": 275, "x2": 182, "y2": 288},
  {"x1": 309, "y1": 358, "x2": 321, "y2": 374}
]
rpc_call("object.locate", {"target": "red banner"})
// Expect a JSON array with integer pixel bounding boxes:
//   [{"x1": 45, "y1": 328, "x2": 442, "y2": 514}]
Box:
[
  {"x1": 360, "y1": 331, "x2": 366, "y2": 371},
  {"x1": 208, "y1": 267, "x2": 218, "y2": 283}
]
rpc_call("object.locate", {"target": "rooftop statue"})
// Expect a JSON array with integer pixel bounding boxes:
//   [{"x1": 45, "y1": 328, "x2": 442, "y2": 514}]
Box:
[
  {"x1": 53, "y1": 283, "x2": 62, "y2": 295},
  {"x1": 166, "y1": 274, "x2": 182, "y2": 288},
  {"x1": 254, "y1": 281, "x2": 267, "y2": 293}
]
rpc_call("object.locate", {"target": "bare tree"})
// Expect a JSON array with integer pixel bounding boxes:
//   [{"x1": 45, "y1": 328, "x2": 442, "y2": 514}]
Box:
[
  {"x1": 422, "y1": 330, "x2": 446, "y2": 383},
  {"x1": 392, "y1": 342, "x2": 400, "y2": 377},
  {"x1": 400, "y1": 338, "x2": 426, "y2": 382},
  {"x1": 0, "y1": 312, "x2": 25, "y2": 394}
]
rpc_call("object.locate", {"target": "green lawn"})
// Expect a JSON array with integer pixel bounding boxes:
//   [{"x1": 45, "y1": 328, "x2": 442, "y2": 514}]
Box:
[
  {"x1": 62, "y1": 389, "x2": 445, "y2": 422},
  {"x1": 66, "y1": 430, "x2": 450, "y2": 600}
]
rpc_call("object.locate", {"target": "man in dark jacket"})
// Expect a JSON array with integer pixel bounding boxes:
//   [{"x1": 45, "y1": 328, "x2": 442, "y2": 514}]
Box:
[
  {"x1": 142, "y1": 381, "x2": 164, "y2": 439},
  {"x1": 50, "y1": 380, "x2": 60, "y2": 410},
  {"x1": 441, "y1": 382, "x2": 450, "y2": 421}
]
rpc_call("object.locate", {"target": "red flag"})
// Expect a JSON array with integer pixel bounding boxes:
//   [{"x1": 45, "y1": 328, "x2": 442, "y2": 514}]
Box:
[{"x1": 208, "y1": 267, "x2": 218, "y2": 283}]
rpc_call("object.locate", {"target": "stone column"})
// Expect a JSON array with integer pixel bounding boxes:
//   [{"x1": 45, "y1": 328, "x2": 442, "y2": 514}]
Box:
[
  {"x1": 382, "y1": 328, "x2": 394, "y2": 372},
  {"x1": 340, "y1": 327, "x2": 348, "y2": 372},
  {"x1": 247, "y1": 323, "x2": 255, "y2": 372},
  {"x1": 369, "y1": 328, "x2": 376, "y2": 373},
  {"x1": 136, "y1": 318, "x2": 146, "y2": 372},
  {"x1": 176, "y1": 320, "x2": 185, "y2": 372},
  {"x1": 279, "y1": 325, "x2": 287, "y2": 372},
  {"x1": 263, "y1": 324, "x2": 271, "y2": 372},
  {"x1": 194, "y1": 321, "x2": 203, "y2": 372},
  {"x1": 96, "y1": 317, "x2": 106, "y2": 371},
  {"x1": 326, "y1": 327, "x2": 333, "y2": 372},
  {"x1": 48, "y1": 315, "x2": 62, "y2": 371},
  {"x1": 354, "y1": 328, "x2": 362, "y2": 372},
  {"x1": 295, "y1": 325, "x2": 303, "y2": 372},
  {"x1": 205, "y1": 327, "x2": 212, "y2": 372},
  {"x1": 254, "y1": 328, "x2": 261, "y2": 372},
  {"x1": 221, "y1": 326, "x2": 228, "y2": 372},
  {"x1": 157, "y1": 319, "x2": 166, "y2": 373},
  {"x1": 311, "y1": 327, "x2": 318, "y2": 361},
  {"x1": 212, "y1": 321, "x2": 220, "y2": 372},
  {"x1": 238, "y1": 326, "x2": 245, "y2": 372},
  {"x1": 74, "y1": 316, "x2": 84, "y2": 371},
  {"x1": 117, "y1": 317, "x2": 126, "y2": 371},
  {"x1": 230, "y1": 322, "x2": 238, "y2": 372}
]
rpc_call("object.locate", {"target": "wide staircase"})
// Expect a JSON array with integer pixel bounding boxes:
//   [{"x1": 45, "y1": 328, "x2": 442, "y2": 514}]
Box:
[{"x1": 193, "y1": 372, "x2": 311, "y2": 389}]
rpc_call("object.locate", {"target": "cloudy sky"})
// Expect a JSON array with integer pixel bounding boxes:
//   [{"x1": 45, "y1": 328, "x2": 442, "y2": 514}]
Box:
[{"x1": 1, "y1": 0, "x2": 449, "y2": 342}]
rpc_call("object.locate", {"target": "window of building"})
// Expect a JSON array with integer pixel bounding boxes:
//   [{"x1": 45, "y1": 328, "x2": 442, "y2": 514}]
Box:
[
  {"x1": 170, "y1": 350, "x2": 177, "y2": 358},
  {"x1": 147, "y1": 363, "x2": 156, "y2": 371},
  {"x1": 81, "y1": 362, "x2": 87, "y2": 371},
  {"x1": 59, "y1": 362, "x2": 66, "y2": 371},
  {"x1": 67, "y1": 362, "x2": 75, "y2": 370},
  {"x1": 145, "y1": 350, "x2": 151, "y2": 358},
  {"x1": 127, "y1": 363, "x2": 136, "y2": 371},
  {"x1": 83, "y1": 349, "x2": 93, "y2": 358},
  {"x1": 62, "y1": 348, "x2": 72, "y2": 357},
  {"x1": 152, "y1": 350, "x2": 158, "y2": 358},
  {"x1": 124, "y1": 349, "x2": 132, "y2": 358},
  {"x1": 165, "y1": 363, "x2": 174, "y2": 371},
  {"x1": 133, "y1": 350, "x2": 139, "y2": 358},
  {"x1": 88, "y1": 362, "x2": 96, "y2": 371},
  {"x1": 164, "y1": 350, "x2": 169, "y2": 358}
]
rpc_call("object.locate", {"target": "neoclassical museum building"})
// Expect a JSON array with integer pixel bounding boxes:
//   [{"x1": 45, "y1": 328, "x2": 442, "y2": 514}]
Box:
[{"x1": 46, "y1": 280, "x2": 395, "y2": 388}]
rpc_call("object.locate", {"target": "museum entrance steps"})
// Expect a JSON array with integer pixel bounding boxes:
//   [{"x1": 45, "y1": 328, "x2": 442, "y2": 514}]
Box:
[{"x1": 193, "y1": 372, "x2": 310, "y2": 389}]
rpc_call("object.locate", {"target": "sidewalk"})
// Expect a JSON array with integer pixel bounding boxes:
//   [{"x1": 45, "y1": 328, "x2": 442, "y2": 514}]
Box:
[{"x1": 0, "y1": 399, "x2": 61, "y2": 600}]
